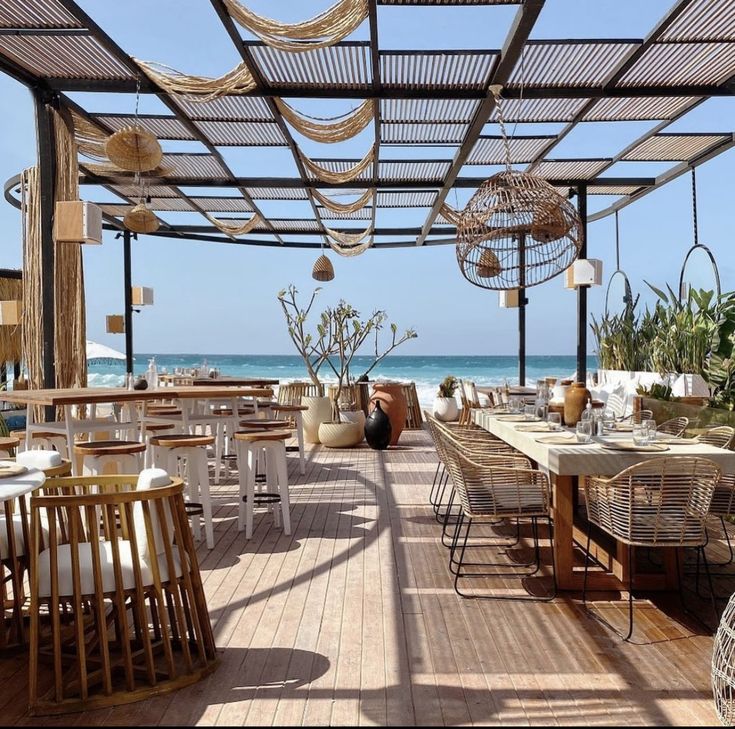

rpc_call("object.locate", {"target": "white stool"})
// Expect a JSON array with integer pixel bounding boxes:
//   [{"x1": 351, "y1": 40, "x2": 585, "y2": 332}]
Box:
[
  {"x1": 234, "y1": 428, "x2": 291, "y2": 540},
  {"x1": 74, "y1": 440, "x2": 146, "y2": 476},
  {"x1": 142, "y1": 422, "x2": 176, "y2": 468},
  {"x1": 150, "y1": 433, "x2": 215, "y2": 549},
  {"x1": 271, "y1": 403, "x2": 307, "y2": 476}
]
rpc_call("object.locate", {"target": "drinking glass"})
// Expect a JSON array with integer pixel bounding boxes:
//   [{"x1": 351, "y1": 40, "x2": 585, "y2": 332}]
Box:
[
  {"x1": 602, "y1": 411, "x2": 616, "y2": 433},
  {"x1": 524, "y1": 404, "x2": 536, "y2": 421},
  {"x1": 547, "y1": 412, "x2": 562, "y2": 431},
  {"x1": 632, "y1": 424, "x2": 650, "y2": 446},
  {"x1": 642, "y1": 418, "x2": 657, "y2": 441},
  {"x1": 576, "y1": 421, "x2": 592, "y2": 443}
]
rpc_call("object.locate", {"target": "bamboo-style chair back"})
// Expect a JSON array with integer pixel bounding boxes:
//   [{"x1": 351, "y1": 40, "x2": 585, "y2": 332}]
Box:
[
  {"x1": 621, "y1": 408, "x2": 654, "y2": 424},
  {"x1": 657, "y1": 416, "x2": 689, "y2": 437},
  {"x1": 696, "y1": 425, "x2": 735, "y2": 450},
  {"x1": 28, "y1": 473, "x2": 217, "y2": 715},
  {"x1": 584, "y1": 457, "x2": 720, "y2": 547},
  {"x1": 278, "y1": 381, "x2": 319, "y2": 406}
]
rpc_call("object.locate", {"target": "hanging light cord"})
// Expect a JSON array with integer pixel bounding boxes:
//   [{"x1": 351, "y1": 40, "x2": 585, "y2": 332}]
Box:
[
  {"x1": 691, "y1": 167, "x2": 699, "y2": 247},
  {"x1": 489, "y1": 85, "x2": 512, "y2": 174}
]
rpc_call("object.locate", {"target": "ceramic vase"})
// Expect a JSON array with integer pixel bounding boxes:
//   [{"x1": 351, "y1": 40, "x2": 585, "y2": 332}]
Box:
[
  {"x1": 340, "y1": 409, "x2": 366, "y2": 442},
  {"x1": 364, "y1": 400, "x2": 392, "y2": 450},
  {"x1": 433, "y1": 396, "x2": 459, "y2": 422},
  {"x1": 302, "y1": 395, "x2": 332, "y2": 444},
  {"x1": 370, "y1": 383, "x2": 407, "y2": 446},
  {"x1": 564, "y1": 382, "x2": 591, "y2": 427}
]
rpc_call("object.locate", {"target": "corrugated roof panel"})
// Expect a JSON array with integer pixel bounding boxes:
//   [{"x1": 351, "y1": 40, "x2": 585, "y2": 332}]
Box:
[
  {"x1": 588, "y1": 185, "x2": 644, "y2": 196},
  {"x1": 174, "y1": 94, "x2": 274, "y2": 122},
  {"x1": 188, "y1": 196, "x2": 254, "y2": 213},
  {"x1": 467, "y1": 135, "x2": 554, "y2": 164},
  {"x1": 381, "y1": 50, "x2": 498, "y2": 89},
  {"x1": 93, "y1": 114, "x2": 195, "y2": 140},
  {"x1": 195, "y1": 120, "x2": 286, "y2": 146},
  {"x1": 251, "y1": 43, "x2": 371, "y2": 89},
  {"x1": 376, "y1": 191, "x2": 438, "y2": 207},
  {"x1": 109, "y1": 184, "x2": 178, "y2": 199},
  {"x1": 661, "y1": 0, "x2": 735, "y2": 42},
  {"x1": 0, "y1": 0, "x2": 82, "y2": 27},
  {"x1": 583, "y1": 96, "x2": 700, "y2": 121},
  {"x1": 0, "y1": 33, "x2": 133, "y2": 79},
  {"x1": 268, "y1": 219, "x2": 322, "y2": 232},
  {"x1": 507, "y1": 41, "x2": 639, "y2": 87},
  {"x1": 622, "y1": 133, "x2": 731, "y2": 161},
  {"x1": 379, "y1": 159, "x2": 451, "y2": 181},
  {"x1": 531, "y1": 158, "x2": 611, "y2": 179},
  {"x1": 489, "y1": 97, "x2": 589, "y2": 123},
  {"x1": 382, "y1": 122, "x2": 467, "y2": 144},
  {"x1": 245, "y1": 187, "x2": 309, "y2": 200},
  {"x1": 146, "y1": 197, "x2": 195, "y2": 212},
  {"x1": 318, "y1": 207, "x2": 372, "y2": 220},
  {"x1": 619, "y1": 41, "x2": 735, "y2": 86},
  {"x1": 381, "y1": 98, "x2": 480, "y2": 123},
  {"x1": 160, "y1": 153, "x2": 228, "y2": 179}
]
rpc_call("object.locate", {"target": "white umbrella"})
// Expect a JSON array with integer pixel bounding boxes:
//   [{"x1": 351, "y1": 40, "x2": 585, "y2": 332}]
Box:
[{"x1": 86, "y1": 339, "x2": 127, "y2": 365}]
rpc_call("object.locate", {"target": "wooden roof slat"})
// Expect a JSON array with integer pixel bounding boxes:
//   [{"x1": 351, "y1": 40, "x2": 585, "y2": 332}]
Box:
[
  {"x1": 661, "y1": 0, "x2": 735, "y2": 42},
  {"x1": 530, "y1": 158, "x2": 612, "y2": 179},
  {"x1": 376, "y1": 190, "x2": 438, "y2": 207},
  {"x1": 173, "y1": 94, "x2": 274, "y2": 122},
  {"x1": 379, "y1": 159, "x2": 451, "y2": 182},
  {"x1": 194, "y1": 120, "x2": 287, "y2": 146},
  {"x1": 109, "y1": 184, "x2": 179, "y2": 199},
  {"x1": 621, "y1": 132, "x2": 733, "y2": 161},
  {"x1": 187, "y1": 196, "x2": 254, "y2": 213},
  {"x1": 317, "y1": 207, "x2": 373, "y2": 220},
  {"x1": 582, "y1": 95, "x2": 701, "y2": 121},
  {"x1": 487, "y1": 96, "x2": 589, "y2": 122},
  {"x1": 380, "y1": 50, "x2": 498, "y2": 89},
  {"x1": 467, "y1": 134, "x2": 556, "y2": 165},
  {"x1": 92, "y1": 114, "x2": 195, "y2": 140},
  {"x1": 380, "y1": 97, "x2": 480, "y2": 122},
  {"x1": 382, "y1": 121, "x2": 468, "y2": 144},
  {"x1": 0, "y1": 0, "x2": 82, "y2": 28}
]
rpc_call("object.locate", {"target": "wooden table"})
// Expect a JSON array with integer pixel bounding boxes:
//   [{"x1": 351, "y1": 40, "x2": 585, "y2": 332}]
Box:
[
  {"x1": 191, "y1": 377, "x2": 279, "y2": 387},
  {"x1": 0, "y1": 387, "x2": 274, "y2": 474},
  {"x1": 473, "y1": 410, "x2": 735, "y2": 591}
]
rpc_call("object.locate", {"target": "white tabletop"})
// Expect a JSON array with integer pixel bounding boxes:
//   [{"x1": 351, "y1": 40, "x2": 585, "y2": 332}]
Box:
[
  {"x1": 473, "y1": 411, "x2": 735, "y2": 477},
  {"x1": 0, "y1": 466, "x2": 46, "y2": 502}
]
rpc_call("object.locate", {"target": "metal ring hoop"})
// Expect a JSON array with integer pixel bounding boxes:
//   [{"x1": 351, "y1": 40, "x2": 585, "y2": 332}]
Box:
[
  {"x1": 604, "y1": 268, "x2": 633, "y2": 317},
  {"x1": 678, "y1": 243, "x2": 721, "y2": 301}
]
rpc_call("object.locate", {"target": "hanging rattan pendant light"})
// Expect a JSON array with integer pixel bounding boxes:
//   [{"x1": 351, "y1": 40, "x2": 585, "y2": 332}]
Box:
[
  {"x1": 124, "y1": 198, "x2": 160, "y2": 234},
  {"x1": 456, "y1": 86, "x2": 582, "y2": 290},
  {"x1": 106, "y1": 126, "x2": 162, "y2": 173},
  {"x1": 312, "y1": 252, "x2": 334, "y2": 282}
]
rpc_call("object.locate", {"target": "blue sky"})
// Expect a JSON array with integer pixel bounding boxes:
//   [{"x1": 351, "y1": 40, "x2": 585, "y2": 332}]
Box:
[{"x1": 0, "y1": 0, "x2": 733, "y2": 356}]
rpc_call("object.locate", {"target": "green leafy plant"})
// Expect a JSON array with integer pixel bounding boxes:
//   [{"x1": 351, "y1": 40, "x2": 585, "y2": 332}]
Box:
[
  {"x1": 438, "y1": 376, "x2": 458, "y2": 398},
  {"x1": 635, "y1": 383, "x2": 679, "y2": 402}
]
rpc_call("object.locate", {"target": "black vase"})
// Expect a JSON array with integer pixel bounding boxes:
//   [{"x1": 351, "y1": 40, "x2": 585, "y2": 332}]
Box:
[{"x1": 364, "y1": 400, "x2": 392, "y2": 450}]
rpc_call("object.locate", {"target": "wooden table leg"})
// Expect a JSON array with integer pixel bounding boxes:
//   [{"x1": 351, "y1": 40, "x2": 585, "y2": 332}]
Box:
[{"x1": 552, "y1": 474, "x2": 576, "y2": 590}]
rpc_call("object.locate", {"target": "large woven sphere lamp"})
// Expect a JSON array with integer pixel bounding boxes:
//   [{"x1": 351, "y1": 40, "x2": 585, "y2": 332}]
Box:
[
  {"x1": 312, "y1": 253, "x2": 334, "y2": 282},
  {"x1": 457, "y1": 170, "x2": 582, "y2": 290},
  {"x1": 105, "y1": 126, "x2": 163, "y2": 173},
  {"x1": 124, "y1": 201, "x2": 160, "y2": 234}
]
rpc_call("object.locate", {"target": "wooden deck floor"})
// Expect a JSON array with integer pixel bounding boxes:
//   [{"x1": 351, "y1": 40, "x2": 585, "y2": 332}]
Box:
[{"x1": 1, "y1": 429, "x2": 728, "y2": 725}]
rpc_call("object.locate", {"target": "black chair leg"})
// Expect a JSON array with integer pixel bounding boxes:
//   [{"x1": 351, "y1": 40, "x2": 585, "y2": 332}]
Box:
[
  {"x1": 624, "y1": 545, "x2": 634, "y2": 642},
  {"x1": 428, "y1": 462, "x2": 442, "y2": 506}
]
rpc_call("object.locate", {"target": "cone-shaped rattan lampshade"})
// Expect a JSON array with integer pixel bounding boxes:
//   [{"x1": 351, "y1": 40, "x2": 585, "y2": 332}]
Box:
[
  {"x1": 456, "y1": 170, "x2": 582, "y2": 290},
  {"x1": 124, "y1": 202, "x2": 160, "y2": 234},
  {"x1": 105, "y1": 126, "x2": 163, "y2": 173},
  {"x1": 312, "y1": 254, "x2": 334, "y2": 282}
]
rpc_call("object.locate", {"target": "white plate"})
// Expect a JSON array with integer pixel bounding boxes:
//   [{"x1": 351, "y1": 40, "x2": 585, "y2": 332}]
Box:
[
  {"x1": 535, "y1": 435, "x2": 588, "y2": 445},
  {"x1": 601, "y1": 441, "x2": 669, "y2": 453}
]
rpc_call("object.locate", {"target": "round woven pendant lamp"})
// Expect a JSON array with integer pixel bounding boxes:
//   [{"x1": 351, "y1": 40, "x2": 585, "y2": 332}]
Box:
[
  {"x1": 456, "y1": 170, "x2": 582, "y2": 290},
  {"x1": 312, "y1": 254, "x2": 334, "y2": 282},
  {"x1": 105, "y1": 126, "x2": 163, "y2": 173},
  {"x1": 124, "y1": 202, "x2": 160, "y2": 234}
]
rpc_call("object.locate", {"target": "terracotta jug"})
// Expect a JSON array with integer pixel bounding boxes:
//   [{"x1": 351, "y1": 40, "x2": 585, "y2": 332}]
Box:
[
  {"x1": 564, "y1": 382, "x2": 591, "y2": 427},
  {"x1": 370, "y1": 383, "x2": 408, "y2": 446}
]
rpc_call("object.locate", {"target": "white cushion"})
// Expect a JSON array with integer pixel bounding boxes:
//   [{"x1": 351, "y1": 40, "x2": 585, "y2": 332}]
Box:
[
  {"x1": 134, "y1": 468, "x2": 175, "y2": 557},
  {"x1": 16, "y1": 449, "x2": 62, "y2": 469},
  {"x1": 38, "y1": 540, "x2": 182, "y2": 597},
  {"x1": 137, "y1": 468, "x2": 171, "y2": 490},
  {"x1": 0, "y1": 515, "x2": 50, "y2": 559}
]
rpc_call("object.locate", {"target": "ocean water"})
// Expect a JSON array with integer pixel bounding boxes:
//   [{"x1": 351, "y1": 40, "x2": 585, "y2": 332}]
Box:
[{"x1": 88, "y1": 354, "x2": 598, "y2": 409}]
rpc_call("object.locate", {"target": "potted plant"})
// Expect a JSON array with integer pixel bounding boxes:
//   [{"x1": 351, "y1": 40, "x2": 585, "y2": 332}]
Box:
[
  {"x1": 277, "y1": 285, "x2": 334, "y2": 443},
  {"x1": 433, "y1": 376, "x2": 459, "y2": 422}
]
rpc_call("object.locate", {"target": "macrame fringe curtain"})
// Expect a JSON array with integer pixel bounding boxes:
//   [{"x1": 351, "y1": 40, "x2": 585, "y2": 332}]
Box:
[
  {"x1": 325, "y1": 225, "x2": 373, "y2": 257},
  {"x1": 20, "y1": 167, "x2": 41, "y2": 394},
  {"x1": 301, "y1": 145, "x2": 375, "y2": 184},
  {"x1": 224, "y1": 0, "x2": 368, "y2": 51},
  {"x1": 313, "y1": 188, "x2": 373, "y2": 214},
  {"x1": 135, "y1": 59, "x2": 256, "y2": 102},
  {"x1": 0, "y1": 276, "x2": 22, "y2": 363},
  {"x1": 71, "y1": 110, "x2": 109, "y2": 161},
  {"x1": 275, "y1": 99, "x2": 373, "y2": 143},
  {"x1": 204, "y1": 212, "x2": 262, "y2": 238}
]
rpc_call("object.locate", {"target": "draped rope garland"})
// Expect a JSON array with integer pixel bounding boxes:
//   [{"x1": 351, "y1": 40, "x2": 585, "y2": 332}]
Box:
[
  {"x1": 224, "y1": 0, "x2": 368, "y2": 51},
  {"x1": 301, "y1": 145, "x2": 375, "y2": 184},
  {"x1": 275, "y1": 99, "x2": 373, "y2": 143},
  {"x1": 135, "y1": 59, "x2": 256, "y2": 102},
  {"x1": 204, "y1": 212, "x2": 262, "y2": 238},
  {"x1": 325, "y1": 225, "x2": 373, "y2": 257},
  {"x1": 312, "y1": 188, "x2": 373, "y2": 214}
]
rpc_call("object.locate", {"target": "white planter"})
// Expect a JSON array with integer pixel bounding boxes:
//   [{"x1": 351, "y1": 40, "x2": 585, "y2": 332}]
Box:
[
  {"x1": 340, "y1": 409, "x2": 366, "y2": 441},
  {"x1": 432, "y1": 396, "x2": 459, "y2": 422},
  {"x1": 318, "y1": 421, "x2": 363, "y2": 448},
  {"x1": 302, "y1": 396, "x2": 332, "y2": 444}
]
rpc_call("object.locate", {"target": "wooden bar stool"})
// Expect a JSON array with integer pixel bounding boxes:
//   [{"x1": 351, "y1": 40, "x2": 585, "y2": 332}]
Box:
[
  {"x1": 74, "y1": 440, "x2": 146, "y2": 476},
  {"x1": 10, "y1": 430, "x2": 68, "y2": 457},
  {"x1": 150, "y1": 434, "x2": 215, "y2": 549},
  {"x1": 234, "y1": 429, "x2": 292, "y2": 540},
  {"x1": 16, "y1": 449, "x2": 72, "y2": 478},
  {"x1": 271, "y1": 403, "x2": 307, "y2": 475},
  {"x1": 142, "y1": 422, "x2": 175, "y2": 468},
  {"x1": 0, "y1": 436, "x2": 19, "y2": 458},
  {"x1": 211, "y1": 408, "x2": 240, "y2": 486}
]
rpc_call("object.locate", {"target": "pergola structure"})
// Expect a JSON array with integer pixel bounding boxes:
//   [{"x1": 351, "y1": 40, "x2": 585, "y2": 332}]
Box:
[{"x1": 1, "y1": 0, "x2": 734, "y2": 386}]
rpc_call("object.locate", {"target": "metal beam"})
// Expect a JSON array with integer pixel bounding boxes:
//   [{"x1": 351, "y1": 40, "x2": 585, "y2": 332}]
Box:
[
  {"x1": 415, "y1": 0, "x2": 545, "y2": 245},
  {"x1": 122, "y1": 230, "x2": 134, "y2": 376},
  {"x1": 576, "y1": 184, "x2": 588, "y2": 386},
  {"x1": 368, "y1": 0, "x2": 381, "y2": 241}
]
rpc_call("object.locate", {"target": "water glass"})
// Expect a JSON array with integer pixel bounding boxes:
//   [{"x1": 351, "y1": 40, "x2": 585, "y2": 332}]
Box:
[
  {"x1": 632, "y1": 424, "x2": 650, "y2": 446},
  {"x1": 524, "y1": 404, "x2": 536, "y2": 421},
  {"x1": 642, "y1": 418, "x2": 657, "y2": 441},
  {"x1": 601, "y1": 411, "x2": 616, "y2": 433},
  {"x1": 576, "y1": 420, "x2": 592, "y2": 443},
  {"x1": 547, "y1": 412, "x2": 562, "y2": 431}
]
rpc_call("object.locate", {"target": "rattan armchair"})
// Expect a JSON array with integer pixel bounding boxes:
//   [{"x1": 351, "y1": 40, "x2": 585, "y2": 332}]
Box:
[
  {"x1": 696, "y1": 426, "x2": 735, "y2": 449},
  {"x1": 657, "y1": 416, "x2": 689, "y2": 437},
  {"x1": 582, "y1": 456, "x2": 720, "y2": 641},
  {"x1": 619, "y1": 408, "x2": 654, "y2": 424},
  {"x1": 441, "y1": 440, "x2": 555, "y2": 601}
]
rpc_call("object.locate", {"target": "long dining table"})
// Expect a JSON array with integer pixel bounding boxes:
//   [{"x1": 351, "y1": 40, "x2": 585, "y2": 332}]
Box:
[{"x1": 473, "y1": 410, "x2": 735, "y2": 591}]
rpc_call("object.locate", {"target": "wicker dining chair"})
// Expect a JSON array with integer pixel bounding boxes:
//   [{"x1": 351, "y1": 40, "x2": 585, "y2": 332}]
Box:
[
  {"x1": 619, "y1": 409, "x2": 654, "y2": 424},
  {"x1": 696, "y1": 426, "x2": 735, "y2": 450},
  {"x1": 582, "y1": 456, "x2": 721, "y2": 641},
  {"x1": 441, "y1": 438, "x2": 556, "y2": 601},
  {"x1": 657, "y1": 416, "x2": 689, "y2": 437}
]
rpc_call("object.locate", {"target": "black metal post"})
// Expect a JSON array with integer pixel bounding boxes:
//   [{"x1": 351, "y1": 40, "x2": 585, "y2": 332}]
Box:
[
  {"x1": 122, "y1": 230, "x2": 134, "y2": 376},
  {"x1": 518, "y1": 234, "x2": 526, "y2": 386},
  {"x1": 576, "y1": 184, "x2": 588, "y2": 385},
  {"x1": 33, "y1": 88, "x2": 57, "y2": 420}
]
